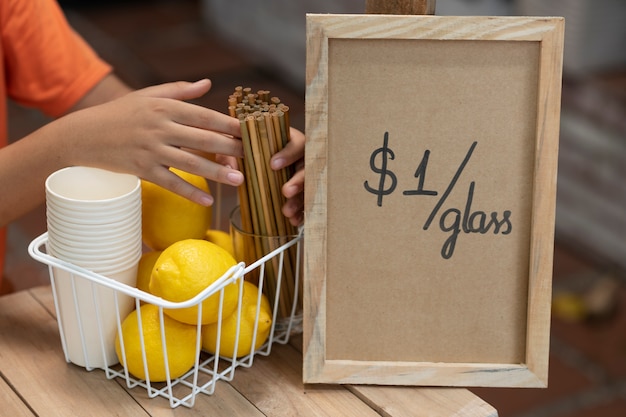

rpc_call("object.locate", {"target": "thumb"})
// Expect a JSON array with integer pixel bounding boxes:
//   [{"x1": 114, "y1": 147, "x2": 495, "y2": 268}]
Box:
[{"x1": 135, "y1": 79, "x2": 213, "y2": 101}]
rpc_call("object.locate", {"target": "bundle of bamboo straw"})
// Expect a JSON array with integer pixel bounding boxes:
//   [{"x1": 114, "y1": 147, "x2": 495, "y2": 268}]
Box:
[{"x1": 228, "y1": 87, "x2": 299, "y2": 319}]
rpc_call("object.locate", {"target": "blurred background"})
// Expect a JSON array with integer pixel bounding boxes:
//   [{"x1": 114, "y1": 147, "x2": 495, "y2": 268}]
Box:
[{"x1": 4, "y1": 0, "x2": 626, "y2": 415}]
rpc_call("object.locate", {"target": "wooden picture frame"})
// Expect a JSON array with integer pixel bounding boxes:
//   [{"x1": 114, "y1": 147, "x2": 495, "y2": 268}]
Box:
[{"x1": 303, "y1": 14, "x2": 564, "y2": 387}]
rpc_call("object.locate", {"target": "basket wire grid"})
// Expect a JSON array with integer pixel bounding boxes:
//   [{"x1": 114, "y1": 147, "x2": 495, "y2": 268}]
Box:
[{"x1": 28, "y1": 230, "x2": 303, "y2": 409}]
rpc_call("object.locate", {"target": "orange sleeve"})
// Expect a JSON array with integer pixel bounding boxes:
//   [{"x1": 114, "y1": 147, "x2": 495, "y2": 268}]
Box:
[{"x1": 1, "y1": 0, "x2": 112, "y2": 117}]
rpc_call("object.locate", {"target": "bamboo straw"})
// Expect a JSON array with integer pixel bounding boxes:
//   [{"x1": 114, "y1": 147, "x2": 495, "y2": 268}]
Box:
[
  {"x1": 227, "y1": 86, "x2": 300, "y2": 318},
  {"x1": 235, "y1": 118, "x2": 259, "y2": 281}
]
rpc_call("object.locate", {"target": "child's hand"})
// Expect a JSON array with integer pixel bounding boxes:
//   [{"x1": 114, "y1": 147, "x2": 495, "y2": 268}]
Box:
[
  {"x1": 271, "y1": 127, "x2": 305, "y2": 226},
  {"x1": 68, "y1": 79, "x2": 244, "y2": 207}
]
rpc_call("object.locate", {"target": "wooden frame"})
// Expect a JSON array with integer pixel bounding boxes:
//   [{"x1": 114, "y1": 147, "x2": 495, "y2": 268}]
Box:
[{"x1": 303, "y1": 14, "x2": 564, "y2": 387}]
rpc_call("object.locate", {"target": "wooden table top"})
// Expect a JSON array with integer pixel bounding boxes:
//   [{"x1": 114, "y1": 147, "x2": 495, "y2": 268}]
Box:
[{"x1": 0, "y1": 285, "x2": 498, "y2": 416}]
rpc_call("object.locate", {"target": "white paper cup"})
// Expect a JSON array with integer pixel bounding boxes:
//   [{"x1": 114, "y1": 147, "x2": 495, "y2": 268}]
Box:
[
  {"x1": 58, "y1": 251, "x2": 142, "y2": 276},
  {"x1": 46, "y1": 167, "x2": 140, "y2": 209},
  {"x1": 46, "y1": 224, "x2": 141, "y2": 243},
  {"x1": 45, "y1": 166, "x2": 142, "y2": 369},
  {"x1": 47, "y1": 228, "x2": 140, "y2": 250},
  {"x1": 47, "y1": 241, "x2": 141, "y2": 268},
  {"x1": 46, "y1": 203, "x2": 139, "y2": 223},
  {"x1": 47, "y1": 217, "x2": 142, "y2": 273},
  {"x1": 46, "y1": 204, "x2": 140, "y2": 227},
  {"x1": 46, "y1": 235, "x2": 141, "y2": 252},
  {"x1": 52, "y1": 263, "x2": 138, "y2": 369},
  {"x1": 46, "y1": 221, "x2": 140, "y2": 239},
  {"x1": 47, "y1": 236, "x2": 140, "y2": 255}
]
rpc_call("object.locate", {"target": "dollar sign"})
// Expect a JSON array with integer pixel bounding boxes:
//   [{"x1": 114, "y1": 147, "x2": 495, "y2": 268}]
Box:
[{"x1": 364, "y1": 131, "x2": 397, "y2": 207}]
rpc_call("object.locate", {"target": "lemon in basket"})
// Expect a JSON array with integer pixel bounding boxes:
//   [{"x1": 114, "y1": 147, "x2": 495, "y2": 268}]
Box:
[
  {"x1": 115, "y1": 304, "x2": 198, "y2": 382},
  {"x1": 204, "y1": 229, "x2": 236, "y2": 258},
  {"x1": 202, "y1": 281, "x2": 272, "y2": 358},
  {"x1": 136, "y1": 250, "x2": 162, "y2": 293},
  {"x1": 149, "y1": 239, "x2": 239, "y2": 325},
  {"x1": 141, "y1": 167, "x2": 212, "y2": 251}
]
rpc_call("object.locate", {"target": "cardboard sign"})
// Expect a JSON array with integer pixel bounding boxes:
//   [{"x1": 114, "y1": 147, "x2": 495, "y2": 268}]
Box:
[{"x1": 303, "y1": 14, "x2": 564, "y2": 387}]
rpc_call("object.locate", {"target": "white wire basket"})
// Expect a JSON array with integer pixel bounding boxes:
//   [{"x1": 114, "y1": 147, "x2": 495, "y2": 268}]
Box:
[{"x1": 28, "y1": 231, "x2": 303, "y2": 409}]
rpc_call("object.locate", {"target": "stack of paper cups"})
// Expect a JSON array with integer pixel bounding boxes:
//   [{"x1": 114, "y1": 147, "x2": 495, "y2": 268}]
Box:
[{"x1": 45, "y1": 166, "x2": 142, "y2": 369}]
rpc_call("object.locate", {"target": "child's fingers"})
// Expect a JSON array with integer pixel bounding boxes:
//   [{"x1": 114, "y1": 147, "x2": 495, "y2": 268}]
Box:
[
  {"x1": 135, "y1": 79, "x2": 213, "y2": 101},
  {"x1": 270, "y1": 127, "x2": 305, "y2": 170}
]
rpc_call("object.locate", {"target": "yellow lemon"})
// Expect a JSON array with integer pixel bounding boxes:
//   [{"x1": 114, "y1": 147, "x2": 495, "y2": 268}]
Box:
[
  {"x1": 202, "y1": 281, "x2": 272, "y2": 358},
  {"x1": 149, "y1": 239, "x2": 239, "y2": 325},
  {"x1": 205, "y1": 229, "x2": 236, "y2": 258},
  {"x1": 141, "y1": 167, "x2": 212, "y2": 251},
  {"x1": 136, "y1": 251, "x2": 162, "y2": 293},
  {"x1": 115, "y1": 304, "x2": 197, "y2": 382}
]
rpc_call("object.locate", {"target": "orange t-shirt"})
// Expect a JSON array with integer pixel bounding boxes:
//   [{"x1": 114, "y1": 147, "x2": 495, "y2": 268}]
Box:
[{"x1": 0, "y1": 0, "x2": 112, "y2": 281}]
